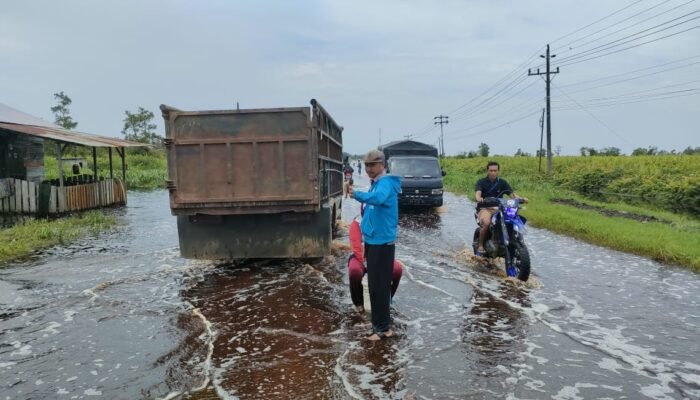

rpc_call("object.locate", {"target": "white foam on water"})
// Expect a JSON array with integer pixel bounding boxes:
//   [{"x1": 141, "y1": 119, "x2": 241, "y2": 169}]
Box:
[
  {"x1": 63, "y1": 310, "x2": 78, "y2": 321},
  {"x1": 156, "y1": 390, "x2": 181, "y2": 400},
  {"x1": 640, "y1": 380, "x2": 675, "y2": 400},
  {"x1": 0, "y1": 362, "x2": 16, "y2": 368},
  {"x1": 56, "y1": 388, "x2": 69, "y2": 394},
  {"x1": 333, "y1": 348, "x2": 364, "y2": 400},
  {"x1": 598, "y1": 357, "x2": 624, "y2": 374},
  {"x1": 532, "y1": 291, "x2": 693, "y2": 398},
  {"x1": 523, "y1": 378, "x2": 547, "y2": 392},
  {"x1": 10, "y1": 342, "x2": 31, "y2": 357},
  {"x1": 552, "y1": 382, "x2": 598, "y2": 400},
  {"x1": 83, "y1": 388, "x2": 102, "y2": 396},
  {"x1": 41, "y1": 321, "x2": 61, "y2": 335},
  {"x1": 190, "y1": 307, "x2": 217, "y2": 392},
  {"x1": 210, "y1": 357, "x2": 239, "y2": 400},
  {"x1": 600, "y1": 384, "x2": 623, "y2": 392}
]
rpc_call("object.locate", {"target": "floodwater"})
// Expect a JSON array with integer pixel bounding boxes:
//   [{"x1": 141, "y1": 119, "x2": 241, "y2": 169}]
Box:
[{"x1": 1, "y1": 175, "x2": 699, "y2": 400}]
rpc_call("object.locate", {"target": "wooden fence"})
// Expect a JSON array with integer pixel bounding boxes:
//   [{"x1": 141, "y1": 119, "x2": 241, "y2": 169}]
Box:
[{"x1": 0, "y1": 178, "x2": 126, "y2": 215}]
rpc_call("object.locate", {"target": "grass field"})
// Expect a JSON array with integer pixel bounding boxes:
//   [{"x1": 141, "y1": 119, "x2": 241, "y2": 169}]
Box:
[
  {"x1": 0, "y1": 211, "x2": 116, "y2": 265},
  {"x1": 442, "y1": 155, "x2": 700, "y2": 270}
]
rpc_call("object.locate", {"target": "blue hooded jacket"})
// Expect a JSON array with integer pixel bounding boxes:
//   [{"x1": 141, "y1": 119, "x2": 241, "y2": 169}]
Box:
[{"x1": 353, "y1": 175, "x2": 401, "y2": 245}]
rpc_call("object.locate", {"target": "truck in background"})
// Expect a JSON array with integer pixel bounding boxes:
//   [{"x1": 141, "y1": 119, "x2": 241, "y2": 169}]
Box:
[
  {"x1": 161, "y1": 99, "x2": 344, "y2": 259},
  {"x1": 379, "y1": 140, "x2": 445, "y2": 208}
]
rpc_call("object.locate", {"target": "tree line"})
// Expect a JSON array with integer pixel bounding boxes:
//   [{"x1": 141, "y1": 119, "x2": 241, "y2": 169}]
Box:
[
  {"x1": 453, "y1": 141, "x2": 699, "y2": 158},
  {"x1": 50, "y1": 91, "x2": 162, "y2": 146}
]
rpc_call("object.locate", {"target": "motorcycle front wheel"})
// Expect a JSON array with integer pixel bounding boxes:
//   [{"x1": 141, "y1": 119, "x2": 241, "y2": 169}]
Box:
[{"x1": 511, "y1": 239, "x2": 531, "y2": 281}]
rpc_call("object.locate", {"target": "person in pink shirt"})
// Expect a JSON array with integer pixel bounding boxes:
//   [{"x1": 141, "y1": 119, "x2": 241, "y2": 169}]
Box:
[{"x1": 347, "y1": 217, "x2": 403, "y2": 315}]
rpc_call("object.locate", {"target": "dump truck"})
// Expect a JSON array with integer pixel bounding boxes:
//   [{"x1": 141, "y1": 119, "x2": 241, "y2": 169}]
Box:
[
  {"x1": 160, "y1": 99, "x2": 344, "y2": 259},
  {"x1": 379, "y1": 140, "x2": 445, "y2": 208}
]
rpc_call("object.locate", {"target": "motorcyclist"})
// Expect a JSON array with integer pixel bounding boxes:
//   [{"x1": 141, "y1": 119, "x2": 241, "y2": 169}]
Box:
[{"x1": 474, "y1": 161, "x2": 527, "y2": 256}]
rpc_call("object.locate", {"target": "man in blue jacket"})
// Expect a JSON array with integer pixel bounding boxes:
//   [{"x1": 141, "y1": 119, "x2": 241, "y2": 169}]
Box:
[{"x1": 348, "y1": 149, "x2": 401, "y2": 341}]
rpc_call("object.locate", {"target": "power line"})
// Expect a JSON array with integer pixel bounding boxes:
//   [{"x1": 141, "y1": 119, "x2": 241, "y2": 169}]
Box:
[
  {"x1": 558, "y1": 54, "x2": 700, "y2": 89},
  {"x1": 555, "y1": 9, "x2": 700, "y2": 65},
  {"x1": 554, "y1": 88, "x2": 700, "y2": 109},
  {"x1": 550, "y1": 0, "x2": 647, "y2": 45},
  {"x1": 449, "y1": 75, "x2": 533, "y2": 123},
  {"x1": 558, "y1": 24, "x2": 700, "y2": 68},
  {"x1": 558, "y1": 10, "x2": 700, "y2": 66},
  {"x1": 552, "y1": 83, "x2": 634, "y2": 147},
  {"x1": 445, "y1": 90, "x2": 543, "y2": 137},
  {"x1": 556, "y1": 0, "x2": 688, "y2": 56},
  {"x1": 446, "y1": 47, "x2": 545, "y2": 116},
  {"x1": 448, "y1": 109, "x2": 543, "y2": 141}
]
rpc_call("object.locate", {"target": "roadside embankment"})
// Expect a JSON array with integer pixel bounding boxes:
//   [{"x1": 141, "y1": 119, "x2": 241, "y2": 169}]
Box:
[
  {"x1": 0, "y1": 211, "x2": 116, "y2": 265},
  {"x1": 442, "y1": 156, "x2": 700, "y2": 271}
]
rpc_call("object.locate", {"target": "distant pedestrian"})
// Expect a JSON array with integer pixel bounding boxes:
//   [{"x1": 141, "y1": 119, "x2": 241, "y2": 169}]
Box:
[
  {"x1": 343, "y1": 163, "x2": 354, "y2": 198},
  {"x1": 347, "y1": 149, "x2": 401, "y2": 341},
  {"x1": 357, "y1": 160, "x2": 362, "y2": 175}
]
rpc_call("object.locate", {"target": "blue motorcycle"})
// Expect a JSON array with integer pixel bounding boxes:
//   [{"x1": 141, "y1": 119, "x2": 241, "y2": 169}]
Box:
[{"x1": 473, "y1": 197, "x2": 531, "y2": 281}]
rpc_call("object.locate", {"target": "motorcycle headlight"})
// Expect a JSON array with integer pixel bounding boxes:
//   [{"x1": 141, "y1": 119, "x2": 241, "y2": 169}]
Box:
[{"x1": 431, "y1": 188, "x2": 443, "y2": 195}]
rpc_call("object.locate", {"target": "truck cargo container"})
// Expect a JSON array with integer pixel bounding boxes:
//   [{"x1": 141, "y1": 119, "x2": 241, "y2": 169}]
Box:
[{"x1": 161, "y1": 99, "x2": 343, "y2": 259}]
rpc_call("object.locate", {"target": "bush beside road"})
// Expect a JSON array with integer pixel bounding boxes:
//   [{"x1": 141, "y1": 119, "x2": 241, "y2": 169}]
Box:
[{"x1": 443, "y1": 155, "x2": 700, "y2": 270}]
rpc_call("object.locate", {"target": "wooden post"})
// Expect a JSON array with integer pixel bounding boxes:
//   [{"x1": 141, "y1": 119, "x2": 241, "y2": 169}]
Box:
[
  {"x1": 92, "y1": 146, "x2": 98, "y2": 181},
  {"x1": 109, "y1": 147, "x2": 113, "y2": 179},
  {"x1": 57, "y1": 142, "x2": 64, "y2": 189}
]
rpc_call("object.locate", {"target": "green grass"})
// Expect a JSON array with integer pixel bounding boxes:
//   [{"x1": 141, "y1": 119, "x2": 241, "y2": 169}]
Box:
[
  {"x1": 443, "y1": 156, "x2": 700, "y2": 270},
  {"x1": 0, "y1": 211, "x2": 117, "y2": 265}
]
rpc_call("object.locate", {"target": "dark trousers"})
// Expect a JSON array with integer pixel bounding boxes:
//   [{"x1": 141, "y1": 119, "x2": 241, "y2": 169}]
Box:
[
  {"x1": 348, "y1": 256, "x2": 403, "y2": 308},
  {"x1": 365, "y1": 243, "x2": 395, "y2": 333}
]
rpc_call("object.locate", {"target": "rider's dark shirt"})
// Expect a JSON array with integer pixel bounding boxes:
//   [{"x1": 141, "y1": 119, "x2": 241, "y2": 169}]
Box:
[{"x1": 475, "y1": 177, "x2": 513, "y2": 200}]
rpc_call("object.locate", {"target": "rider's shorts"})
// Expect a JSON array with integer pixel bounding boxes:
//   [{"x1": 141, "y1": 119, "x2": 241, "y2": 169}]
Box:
[{"x1": 477, "y1": 207, "x2": 499, "y2": 225}]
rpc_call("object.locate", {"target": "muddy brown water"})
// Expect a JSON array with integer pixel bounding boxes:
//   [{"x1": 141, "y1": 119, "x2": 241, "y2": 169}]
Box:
[{"x1": 1, "y1": 174, "x2": 699, "y2": 399}]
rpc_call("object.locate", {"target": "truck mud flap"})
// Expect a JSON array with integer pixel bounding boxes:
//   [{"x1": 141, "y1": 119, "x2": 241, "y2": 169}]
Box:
[{"x1": 176, "y1": 208, "x2": 332, "y2": 260}]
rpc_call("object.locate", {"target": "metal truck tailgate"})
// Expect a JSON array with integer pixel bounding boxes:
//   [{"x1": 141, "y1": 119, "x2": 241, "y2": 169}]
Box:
[{"x1": 162, "y1": 106, "x2": 319, "y2": 214}]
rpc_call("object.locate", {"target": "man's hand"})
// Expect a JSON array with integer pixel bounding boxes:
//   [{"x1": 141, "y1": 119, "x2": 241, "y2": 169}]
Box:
[{"x1": 347, "y1": 185, "x2": 355, "y2": 198}]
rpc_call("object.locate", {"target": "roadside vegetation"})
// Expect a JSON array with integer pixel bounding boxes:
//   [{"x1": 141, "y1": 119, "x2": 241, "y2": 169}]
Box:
[
  {"x1": 43, "y1": 148, "x2": 168, "y2": 190},
  {"x1": 0, "y1": 211, "x2": 116, "y2": 265},
  {"x1": 442, "y1": 155, "x2": 700, "y2": 271}
]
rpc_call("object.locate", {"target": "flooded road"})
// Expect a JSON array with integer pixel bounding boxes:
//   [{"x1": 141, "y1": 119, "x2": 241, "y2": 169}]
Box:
[{"x1": 1, "y1": 176, "x2": 699, "y2": 399}]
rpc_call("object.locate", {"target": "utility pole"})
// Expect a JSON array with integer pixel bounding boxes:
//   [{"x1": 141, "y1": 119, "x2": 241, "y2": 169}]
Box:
[
  {"x1": 528, "y1": 44, "x2": 559, "y2": 174},
  {"x1": 538, "y1": 108, "x2": 545, "y2": 173},
  {"x1": 434, "y1": 115, "x2": 448, "y2": 157},
  {"x1": 378, "y1": 128, "x2": 382, "y2": 147}
]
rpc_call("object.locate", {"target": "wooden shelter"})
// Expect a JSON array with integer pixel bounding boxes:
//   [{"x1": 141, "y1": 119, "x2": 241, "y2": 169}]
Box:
[{"x1": 0, "y1": 102, "x2": 148, "y2": 216}]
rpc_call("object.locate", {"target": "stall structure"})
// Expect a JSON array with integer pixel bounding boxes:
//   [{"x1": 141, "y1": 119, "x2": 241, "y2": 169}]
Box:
[{"x1": 0, "y1": 102, "x2": 148, "y2": 216}]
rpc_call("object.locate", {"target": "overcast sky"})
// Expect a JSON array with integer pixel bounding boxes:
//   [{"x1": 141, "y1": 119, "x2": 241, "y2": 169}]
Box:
[{"x1": 1, "y1": 0, "x2": 698, "y2": 155}]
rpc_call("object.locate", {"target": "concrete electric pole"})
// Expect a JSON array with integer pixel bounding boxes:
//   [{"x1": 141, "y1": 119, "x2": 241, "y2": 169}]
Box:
[
  {"x1": 434, "y1": 115, "x2": 448, "y2": 157},
  {"x1": 528, "y1": 44, "x2": 559, "y2": 174}
]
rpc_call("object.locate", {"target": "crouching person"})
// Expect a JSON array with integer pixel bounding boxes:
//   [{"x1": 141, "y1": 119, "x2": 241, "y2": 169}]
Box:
[{"x1": 347, "y1": 218, "x2": 403, "y2": 318}]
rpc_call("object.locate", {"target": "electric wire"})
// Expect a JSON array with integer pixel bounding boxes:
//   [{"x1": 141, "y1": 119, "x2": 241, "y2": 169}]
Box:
[
  {"x1": 549, "y1": 0, "x2": 647, "y2": 45},
  {"x1": 552, "y1": 83, "x2": 635, "y2": 146},
  {"x1": 555, "y1": 18, "x2": 700, "y2": 67},
  {"x1": 556, "y1": 0, "x2": 693, "y2": 56}
]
